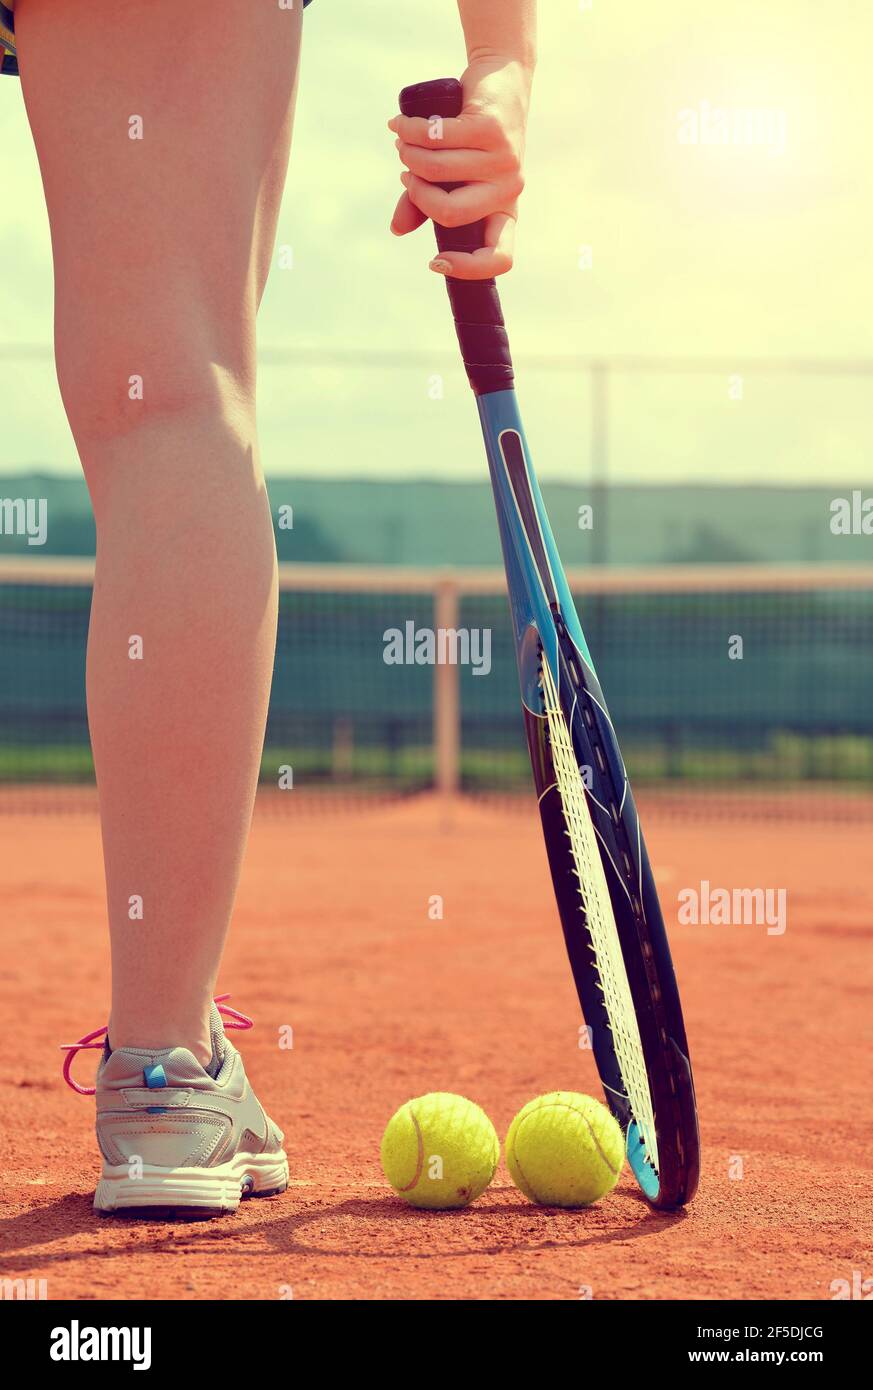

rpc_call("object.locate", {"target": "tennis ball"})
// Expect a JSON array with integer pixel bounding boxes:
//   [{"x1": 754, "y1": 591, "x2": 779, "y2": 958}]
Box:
[
  {"x1": 380, "y1": 1092, "x2": 499, "y2": 1210},
  {"x1": 505, "y1": 1091, "x2": 624, "y2": 1207}
]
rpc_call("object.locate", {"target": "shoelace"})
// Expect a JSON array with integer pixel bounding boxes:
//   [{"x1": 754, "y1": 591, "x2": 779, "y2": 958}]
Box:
[{"x1": 60, "y1": 994, "x2": 253, "y2": 1096}]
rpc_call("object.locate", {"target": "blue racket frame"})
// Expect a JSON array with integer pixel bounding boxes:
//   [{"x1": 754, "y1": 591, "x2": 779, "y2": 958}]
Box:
[{"x1": 477, "y1": 386, "x2": 699, "y2": 1206}]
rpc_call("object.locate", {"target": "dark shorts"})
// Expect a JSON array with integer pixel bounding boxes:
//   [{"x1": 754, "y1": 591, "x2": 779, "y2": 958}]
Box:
[
  {"x1": 1, "y1": 3, "x2": 16, "y2": 77},
  {"x1": 1, "y1": 0, "x2": 313, "y2": 78}
]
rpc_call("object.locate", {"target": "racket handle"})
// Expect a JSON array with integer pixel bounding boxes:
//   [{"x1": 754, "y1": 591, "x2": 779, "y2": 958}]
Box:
[{"x1": 398, "y1": 78, "x2": 514, "y2": 396}]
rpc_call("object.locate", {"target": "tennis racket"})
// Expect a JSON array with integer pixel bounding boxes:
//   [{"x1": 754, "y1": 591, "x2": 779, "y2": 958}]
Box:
[
  {"x1": 0, "y1": 4, "x2": 16, "y2": 78},
  {"x1": 399, "y1": 77, "x2": 700, "y2": 1209}
]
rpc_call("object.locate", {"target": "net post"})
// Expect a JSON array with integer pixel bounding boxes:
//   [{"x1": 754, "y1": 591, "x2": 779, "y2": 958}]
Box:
[{"x1": 433, "y1": 576, "x2": 461, "y2": 798}]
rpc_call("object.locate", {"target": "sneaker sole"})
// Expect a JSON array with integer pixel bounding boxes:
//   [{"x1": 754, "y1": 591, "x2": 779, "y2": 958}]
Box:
[{"x1": 94, "y1": 1150, "x2": 289, "y2": 1215}]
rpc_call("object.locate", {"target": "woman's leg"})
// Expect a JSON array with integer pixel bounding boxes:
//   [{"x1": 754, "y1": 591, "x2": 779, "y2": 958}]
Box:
[{"x1": 17, "y1": 0, "x2": 302, "y2": 1062}]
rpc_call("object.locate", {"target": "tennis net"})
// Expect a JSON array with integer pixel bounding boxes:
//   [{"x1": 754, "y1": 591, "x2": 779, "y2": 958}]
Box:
[{"x1": 2, "y1": 557, "x2": 873, "y2": 814}]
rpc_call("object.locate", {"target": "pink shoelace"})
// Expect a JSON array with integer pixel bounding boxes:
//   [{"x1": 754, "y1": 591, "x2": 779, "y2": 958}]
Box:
[{"x1": 60, "y1": 994, "x2": 253, "y2": 1096}]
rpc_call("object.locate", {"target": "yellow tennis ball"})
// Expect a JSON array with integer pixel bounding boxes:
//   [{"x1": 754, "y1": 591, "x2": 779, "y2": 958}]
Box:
[
  {"x1": 505, "y1": 1092, "x2": 624, "y2": 1207},
  {"x1": 380, "y1": 1092, "x2": 499, "y2": 1210}
]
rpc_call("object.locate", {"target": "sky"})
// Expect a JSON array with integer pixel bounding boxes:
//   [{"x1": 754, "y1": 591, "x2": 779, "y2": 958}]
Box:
[{"x1": 1, "y1": 0, "x2": 871, "y2": 485}]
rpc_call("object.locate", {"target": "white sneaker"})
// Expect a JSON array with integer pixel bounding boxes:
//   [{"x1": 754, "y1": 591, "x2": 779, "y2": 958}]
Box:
[{"x1": 62, "y1": 996, "x2": 288, "y2": 1215}]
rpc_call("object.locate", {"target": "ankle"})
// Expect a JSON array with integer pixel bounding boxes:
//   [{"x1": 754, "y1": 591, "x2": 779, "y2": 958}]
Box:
[{"x1": 107, "y1": 1012, "x2": 213, "y2": 1068}]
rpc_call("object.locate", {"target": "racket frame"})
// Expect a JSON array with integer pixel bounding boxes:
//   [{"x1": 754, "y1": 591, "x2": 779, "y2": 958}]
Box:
[{"x1": 478, "y1": 388, "x2": 699, "y2": 1207}]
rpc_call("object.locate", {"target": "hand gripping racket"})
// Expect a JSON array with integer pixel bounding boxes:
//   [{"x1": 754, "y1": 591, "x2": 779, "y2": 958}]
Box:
[{"x1": 399, "y1": 77, "x2": 700, "y2": 1208}]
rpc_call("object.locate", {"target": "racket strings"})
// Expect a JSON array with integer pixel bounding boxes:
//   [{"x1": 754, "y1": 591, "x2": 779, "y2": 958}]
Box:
[{"x1": 539, "y1": 653, "x2": 660, "y2": 1174}]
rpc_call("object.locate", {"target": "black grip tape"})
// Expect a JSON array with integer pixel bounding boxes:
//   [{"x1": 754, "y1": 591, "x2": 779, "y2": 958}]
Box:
[{"x1": 398, "y1": 78, "x2": 514, "y2": 396}]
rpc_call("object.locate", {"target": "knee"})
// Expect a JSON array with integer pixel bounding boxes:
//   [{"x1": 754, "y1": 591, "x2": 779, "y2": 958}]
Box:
[
  {"x1": 56, "y1": 338, "x2": 258, "y2": 531},
  {"x1": 57, "y1": 335, "x2": 255, "y2": 453}
]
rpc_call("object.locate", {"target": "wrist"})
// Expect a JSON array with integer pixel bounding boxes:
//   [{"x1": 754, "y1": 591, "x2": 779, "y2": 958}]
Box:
[
  {"x1": 463, "y1": 53, "x2": 535, "y2": 113},
  {"x1": 464, "y1": 49, "x2": 536, "y2": 87}
]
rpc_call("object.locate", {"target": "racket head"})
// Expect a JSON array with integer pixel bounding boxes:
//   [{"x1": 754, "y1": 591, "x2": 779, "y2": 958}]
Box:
[{"x1": 533, "y1": 626, "x2": 700, "y2": 1207}]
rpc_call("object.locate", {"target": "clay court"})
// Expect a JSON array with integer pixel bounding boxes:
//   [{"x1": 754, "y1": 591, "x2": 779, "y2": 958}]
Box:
[{"x1": 1, "y1": 791, "x2": 870, "y2": 1301}]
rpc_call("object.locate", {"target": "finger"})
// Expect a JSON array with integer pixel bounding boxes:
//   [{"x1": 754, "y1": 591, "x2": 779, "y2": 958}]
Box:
[
  {"x1": 395, "y1": 139, "x2": 509, "y2": 183},
  {"x1": 429, "y1": 213, "x2": 516, "y2": 281},
  {"x1": 387, "y1": 112, "x2": 503, "y2": 153},
  {"x1": 401, "y1": 170, "x2": 504, "y2": 229},
  {"x1": 390, "y1": 190, "x2": 428, "y2": 236}
]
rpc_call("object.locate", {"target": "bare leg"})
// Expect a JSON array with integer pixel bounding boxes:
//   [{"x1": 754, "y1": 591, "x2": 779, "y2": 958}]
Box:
[{"x1": 17, "y1": 0, "x2": 302, "y2": 1061}]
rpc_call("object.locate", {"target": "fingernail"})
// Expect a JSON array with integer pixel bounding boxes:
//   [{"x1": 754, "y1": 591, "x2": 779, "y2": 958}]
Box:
[
  {"x1": 400, "y1": 171, "x2": 410, "y2": 187},
  {"x1": 430, "y1": 258, "x2": 452, "y2": 275}
]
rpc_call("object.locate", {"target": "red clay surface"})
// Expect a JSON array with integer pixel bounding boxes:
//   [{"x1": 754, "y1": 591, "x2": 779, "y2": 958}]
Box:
[{"x1": 1, "y1": 792, "x2": 871, "y2": 1301}]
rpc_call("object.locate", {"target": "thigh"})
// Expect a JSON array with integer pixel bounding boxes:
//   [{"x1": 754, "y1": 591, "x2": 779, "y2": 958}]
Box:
[{"x1": 15, "y1": 0, "x2": 302, "y2": 436}]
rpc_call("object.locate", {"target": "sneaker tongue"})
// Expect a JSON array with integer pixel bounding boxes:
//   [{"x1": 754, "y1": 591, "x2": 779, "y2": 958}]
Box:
[{"x1": 204, "y1": 1002, "x2": 228, "y2": 1080}]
